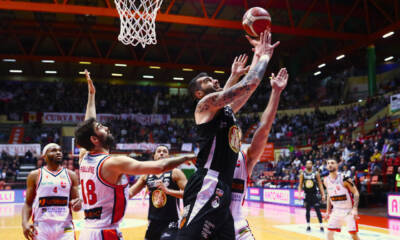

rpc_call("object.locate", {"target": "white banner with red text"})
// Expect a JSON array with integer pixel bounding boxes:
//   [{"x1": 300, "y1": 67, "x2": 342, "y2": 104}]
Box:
[{"x1": 42, "y1": 112, "x2": 170, "y2": 125}]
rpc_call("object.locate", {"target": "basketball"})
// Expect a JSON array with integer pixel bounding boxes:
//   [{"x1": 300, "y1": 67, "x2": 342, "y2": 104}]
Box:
[{"x1": 242, "y1": 7, "x2": 271, "y2": 37}]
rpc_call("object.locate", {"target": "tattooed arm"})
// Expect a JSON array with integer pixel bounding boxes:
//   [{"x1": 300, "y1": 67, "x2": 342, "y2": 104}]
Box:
[
  {"x1": 344, "y1": 178, "x2": 360, "y2": 219},
  {"x1": 195, "y1": 31, "x2": 279, "y2": 123},
  {"x1": 228, "y1": 33, "x2": 279, "y2": 113}
]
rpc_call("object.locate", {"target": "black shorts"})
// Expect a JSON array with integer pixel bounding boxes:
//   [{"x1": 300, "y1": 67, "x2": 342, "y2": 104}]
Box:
[
  {"x1": 177, "y1": 168, "x2": 235, "y2": 240},
  {"x1": 304, "y1": 193, "x2": 320, "y2": 207},
  {"x1": 145, "y1": 220, "x2": 176, "y2": 240}
]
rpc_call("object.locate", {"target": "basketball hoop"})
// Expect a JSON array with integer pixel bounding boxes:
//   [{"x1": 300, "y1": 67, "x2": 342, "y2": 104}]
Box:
[{"x1": 114, "y1": 0, "x2": 163, "y2": 48}]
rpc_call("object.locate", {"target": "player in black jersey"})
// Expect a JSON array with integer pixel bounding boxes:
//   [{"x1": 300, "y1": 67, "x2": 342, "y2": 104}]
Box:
[
  {"x1": 177, "y1": 30, "x2": 279, "y2": 240},
  {"x1": 129, "y1": 145, "x2": 188, "y2": 240},
  {"x1": 298, "y1": 160, "x2": 326, "y2": 232}
]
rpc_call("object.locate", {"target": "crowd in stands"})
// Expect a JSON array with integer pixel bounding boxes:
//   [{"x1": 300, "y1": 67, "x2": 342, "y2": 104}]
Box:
[
  {"x1": 251, "y1": 116, "x2": 400, "y2": 193},
  {"x1": 2, "y1": 71, "x2": 393, "y2": 120}
]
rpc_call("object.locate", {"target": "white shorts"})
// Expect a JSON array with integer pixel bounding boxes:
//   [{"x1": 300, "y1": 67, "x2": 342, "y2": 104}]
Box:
[
  {"x1": 33, "y1": 221, "x2": 75, "y2": 240},
  {"x1": 327, "y1": 208, "x2": 358, "y2": 234},
  {"x1": 79, "y1": 228, "x2": 123, "y2": 240},
  {"x1": 234, "y1": 219, "x2": 255, "y2": 240}
]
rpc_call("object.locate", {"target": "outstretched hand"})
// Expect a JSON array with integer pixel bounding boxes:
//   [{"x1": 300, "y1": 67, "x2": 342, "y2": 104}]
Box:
[
  {"x1": 246, "y1": 30, "x2": 280, "y2": 59},
  {"x1": 84, "y1": 69, "x2": 95, "y2": 95},
  {"x1": 270, "y1": 68, "x2": 288, "y2": 92},
  {"x1": 231, "y1": 54, "x2": 250, "y2": 77}
]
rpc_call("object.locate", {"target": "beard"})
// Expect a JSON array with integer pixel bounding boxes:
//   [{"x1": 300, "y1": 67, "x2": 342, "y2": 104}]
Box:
[
  {"x1": 328, "y1": 168, "x2": 337, "y2": 172},
  {"x1": 98, "y1": 133, "x2": 115, "y2": 150}
]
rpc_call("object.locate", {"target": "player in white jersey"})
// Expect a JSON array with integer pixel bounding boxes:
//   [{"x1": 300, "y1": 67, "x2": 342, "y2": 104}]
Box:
[
  {"x1": 230, "y1": 68, "x2": 288, "y2": 240},
  {"x1": 324, "y1": 159, "x2": 360, "y2": 240},
  {"x1": 75, "y1": 70, "x2": 195, "y2": 240},
  {"x1": 22, "y1": 143, "x2": 82, "y2": 240}
]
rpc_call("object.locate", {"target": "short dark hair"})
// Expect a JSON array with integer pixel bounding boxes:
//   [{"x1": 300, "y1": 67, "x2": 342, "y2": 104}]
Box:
[
  {"x1": 188, "y1": 72, "x2": 208, "y2": 100},
  {"x1": 327, "y1": 158, "x2": 338, "y2": 163},
  {"x1": 74, "y1": 117, "x2": 96, "y2": 151},
  {"x1": 154, "y1": 145, "x2": 169, "y2": 154}
]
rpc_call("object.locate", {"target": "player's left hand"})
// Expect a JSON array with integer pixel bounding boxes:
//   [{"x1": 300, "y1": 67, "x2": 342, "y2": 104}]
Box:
[
  {"x1": 351, "y1": 209, "x2": 359, "y2": 220},
  {"x1": 70, "y1": 198, "x2": 82, "y2": 212},
  {"x1": 231, "y1": 54, "x2": 250, "y2": 77},
  {"x1": 270, "y1": 68, "x2": 288, "y2": 92}
]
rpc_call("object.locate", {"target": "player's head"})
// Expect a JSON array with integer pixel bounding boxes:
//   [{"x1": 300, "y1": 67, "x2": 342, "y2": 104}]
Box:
[
  {"x1": 326, "y1": 158, "x2": 338, "y2": 173},
  {"x1": 188, "y1": 72, "x2": 222, "y2": 100},
  {"x1": 74, "y1": 117, "x2": 115, "y2": 151},
  {"x1": 305, "y1": 160, "x2": 313, "y2": 170},
  {"x1": 154, "y1": 145, "x2": 169, "y2": 161},
  {"x1": 42, "y1": 143, "x2": 62, "y2": 165}
]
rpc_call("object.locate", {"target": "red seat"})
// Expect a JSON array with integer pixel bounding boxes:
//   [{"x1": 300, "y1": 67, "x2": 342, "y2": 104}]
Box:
[{"x1": 386, "y1": 166, "x2": 394, "y2": 175}]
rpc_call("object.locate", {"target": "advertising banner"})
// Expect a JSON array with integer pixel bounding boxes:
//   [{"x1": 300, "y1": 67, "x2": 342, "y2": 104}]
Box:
[
  {"x1": 0, "y1": 144, "x2": 41, "y2": 156},
  {"x1": 42, "y1": 112, "x2": 170, "y2": 125},
  {"x1": 388, "y1": 193, "x2": 400, "y2": 218}
]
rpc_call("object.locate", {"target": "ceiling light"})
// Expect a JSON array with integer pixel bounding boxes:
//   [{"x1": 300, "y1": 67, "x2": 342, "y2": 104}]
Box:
[
  {"x1": 115, "y1": 63, "x2": 127, "y2": 67},
  {"x1": 111, "y1": 73, "x2": 123, "y2": 77},
  {"x1": 384, "y1": 56, "x2": 394, "y2": 62},
  {"x1": 79, "y1": 61, "x2": 91, "y2": 65},
  {"x1": 336, "y1": 55, "x2": 345, "y2": 60},
  {"x1": 143, "y1": 75, "x2": 154, "y2": 79},
  {"x1": 314, "y1": 71, "x2": 321, "y2": 76},
  {"x1": 318, "y1": 63, "x2": 326, "y2": 68},
  {"x1": 9, "y1": 69, "x2": 22, "y2": 73},
  {"x1": 182, "y1": 68, "x2": 193, "y2": 71},
  {"x1": 3, "y1": 59, "x2": 16, "y2": 62},
  {"x1": 41, "y1": 60, "x2": 55, "y2": 63},
  {"x1": 173, "y1": 77, "x2": 184, "y2": 81},
  {"x1": 79, "y1": 71, "x2": 85, "y2": 75},
  {"x1": 149, "y1": 66, "x2": 160, "y2": 69},
  {"x1": 45, "y1": 70, "x2": 57, "y2": 74},
  {"x1": 382, "y1": 31, "x2": 394, "y2": 38},
  {"x1": 214, "y1": 70, "x2": 225, "y2": 74}
]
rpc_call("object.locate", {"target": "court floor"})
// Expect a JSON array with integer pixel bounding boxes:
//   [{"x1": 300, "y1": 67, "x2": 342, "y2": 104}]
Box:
[{"x1": 1, "y1": 200, "x2": 399, "y2": 239}]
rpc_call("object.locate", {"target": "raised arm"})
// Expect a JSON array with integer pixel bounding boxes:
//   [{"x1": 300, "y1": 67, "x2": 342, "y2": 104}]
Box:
[
  {"x1": 129, "y1": 175, "x2": 147, "y2": 199},
  {"x1": 104, "y1": 154, "x2": 196, "y2": 176},
  {"x1": 84, "y1": 69, "x2": 96, "y2": 120},
  {"x1": 196, "y1": 31, "x2": 279, "y2": 116},
  {"x1": 22, "y1": 170, "x2": 38, "y2": 240},
  {"x1": 245, "y1": 68, "x2": 288, "y2": 176},
  {"x1": 156, "y1": 168, "x2": 187, "y2": 199},
  {"x1": 79, "y1": 69, "x2": 96, "y2": 163},
  {"x1": 229, "y1": 34, "x2": 280, "y2": 113}
]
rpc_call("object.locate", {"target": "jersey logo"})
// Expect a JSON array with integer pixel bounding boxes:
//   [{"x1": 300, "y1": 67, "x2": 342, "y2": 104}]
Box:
[
  {"x1": 53, "y1": 187, "x2": 58, "y2": 193},
  {"x1": 152, "y1": 190, "x2": 167, "y2": 208},
  {"x1": 39, "y1": 196, "x2": 68, "y2": 207},
  {"x1": 305, "y1": 180, "x2": 314, "y2": 189},
  {"x1": 84, "y1": 207, "x2": 103, "y2": 219},
  {"x1": 228, "y1": 125, "x2": 242, "y2": 153},
  {"x1": 60, "y1": 181, "x2": 67, "y2": 189},
  {"x1": 330, "y1": 195, "x2": 347, "y2": 201}
]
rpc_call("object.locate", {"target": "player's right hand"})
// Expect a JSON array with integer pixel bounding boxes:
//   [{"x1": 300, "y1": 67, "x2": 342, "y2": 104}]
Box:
[
  {"x1": 84, "y1": 69, "x2": 96, "y2": 95},
  {"x1": 323, "y1": 212, "x2": 330, "y2": 221},
  {"x1": 22, "y1": 223, "x2": 34, "y2": 240}
]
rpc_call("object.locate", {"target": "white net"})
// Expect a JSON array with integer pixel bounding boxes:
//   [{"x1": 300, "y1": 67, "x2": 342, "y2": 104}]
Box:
[{"x1": 114, "y1": 0, "x2": 163, "y2": 48}]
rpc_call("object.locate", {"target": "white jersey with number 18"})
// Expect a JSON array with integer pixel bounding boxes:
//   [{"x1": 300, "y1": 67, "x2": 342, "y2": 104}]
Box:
[{"x1": 79, "y1": 152, "x2": 129, "y2": 229}]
